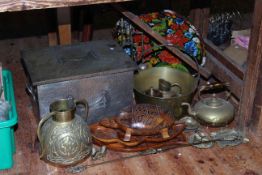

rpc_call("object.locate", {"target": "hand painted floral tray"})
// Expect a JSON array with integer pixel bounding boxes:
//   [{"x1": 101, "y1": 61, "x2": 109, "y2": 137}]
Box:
[{"x1": 113, "y1": 10, "x2": 206, "y2": 72}]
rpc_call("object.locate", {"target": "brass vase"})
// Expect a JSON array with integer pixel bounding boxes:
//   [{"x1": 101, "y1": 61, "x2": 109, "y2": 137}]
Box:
[{"x1": 37, "y1": 98, "x2": 92, "y2": 166}]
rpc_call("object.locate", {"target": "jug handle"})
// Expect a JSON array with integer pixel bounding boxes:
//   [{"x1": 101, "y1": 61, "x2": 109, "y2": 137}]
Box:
[
  {"x1": 75, "y1": 99, "x2": 89, "y2": 121},
  {"x1": 37, "y1": 111, "x2": 56, "y2": 158}
]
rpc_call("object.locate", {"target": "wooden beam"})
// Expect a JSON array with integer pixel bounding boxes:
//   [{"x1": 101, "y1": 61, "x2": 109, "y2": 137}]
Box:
[
  {"x1": 0, "y1": 0, "x2": 133, "y2": 13},
  {"x1": 204, "y1": 39, "x2": 245, "y2": 80},
  {"x1": 113, "y1": 5, "x2": 211, "y2": 79},
  {"x1": 237, "y1": 0, "x2": 262, "y2": 132},
  {"x1": 248, "y1": 15, "x2": 262, "y2": 133}
]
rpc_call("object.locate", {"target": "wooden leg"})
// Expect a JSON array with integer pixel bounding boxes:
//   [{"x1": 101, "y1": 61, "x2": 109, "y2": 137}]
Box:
[
  {"x1": 82, "y1": 24, "x2": 93, "y2": 42},
  {"x1": 47, "y1": 8, "x2": 71, "y2": 46},
  {"x1": 58, "y1": 24, "x2": 72, "y2": 45},
  {"x1": 48, "y1": 32, "x2": 58, "y2": 46},
  {"x1": 57, "y1": 7, "x2": 71, "y2": 45}
]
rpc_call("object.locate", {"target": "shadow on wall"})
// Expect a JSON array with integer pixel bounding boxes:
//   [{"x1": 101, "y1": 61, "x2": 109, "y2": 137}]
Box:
[{"x1": 0, "y1": 9, "x2": 57, "y2": 39}]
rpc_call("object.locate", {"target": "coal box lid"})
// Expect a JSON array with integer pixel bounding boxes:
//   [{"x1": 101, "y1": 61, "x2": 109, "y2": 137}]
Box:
[{"x1": 22, "y1": 40, "x2": 137, "y2": 86}]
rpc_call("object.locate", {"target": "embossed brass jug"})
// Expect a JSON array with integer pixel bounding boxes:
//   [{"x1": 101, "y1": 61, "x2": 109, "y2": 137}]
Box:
[{"x1": 37, "y1": 98, "x2": 92, "y2": 166}]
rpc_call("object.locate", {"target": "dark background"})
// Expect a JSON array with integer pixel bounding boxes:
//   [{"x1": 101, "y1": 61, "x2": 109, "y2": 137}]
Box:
[{"x1": 0, "y1": 0, "x2": 254, "y2": 39}]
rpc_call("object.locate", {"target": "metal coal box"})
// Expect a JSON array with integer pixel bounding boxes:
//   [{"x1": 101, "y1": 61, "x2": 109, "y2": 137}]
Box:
[{"x1": 22, "y1": 40, "x2": 137, "y2": 124}]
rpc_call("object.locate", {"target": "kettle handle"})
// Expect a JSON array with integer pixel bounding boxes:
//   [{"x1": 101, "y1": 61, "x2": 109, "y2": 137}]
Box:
[
  {"x1": 75, "y1": 99, "x2": 89, "y2": 121},
  {"x1": 198, "y1": 82, "x2": 230, "y2": 100},
  {"x1": 37, "y1": 111, "x2": 56, "y2": 158}
]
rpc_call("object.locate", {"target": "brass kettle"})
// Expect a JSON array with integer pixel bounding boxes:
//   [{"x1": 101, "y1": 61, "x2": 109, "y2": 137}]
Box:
[
  {"x1": 37, "y1": 98, "x2": 92, "y2": 166},
  {"x1": 182, "y1": 82, "x2": 234, "y2": 127}
]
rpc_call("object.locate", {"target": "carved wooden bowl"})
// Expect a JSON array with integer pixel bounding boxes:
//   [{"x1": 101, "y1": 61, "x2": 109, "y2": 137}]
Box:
[
  {"x1": 112, "y1": 104, "x2": 175, "y2": 141},
  {"x1": 117, "y1": 104, "x2": 173, "y2": 130},
  {"x1": 90, "y1": 123, "x2": 143, "y2": 147},
  {"x1": 90, "y1": 122, "x2": 186, "y2": 149}
]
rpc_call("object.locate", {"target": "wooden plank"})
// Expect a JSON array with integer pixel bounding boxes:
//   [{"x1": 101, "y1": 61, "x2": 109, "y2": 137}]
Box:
[
  {"x1": 189, "y1": 8, "x2": 201, "y2": 31},
  {"x1": 204, "y1": 39, "x2": 245, "y2": 80},
  {"x1": 176, "y1": 147, "x2": 234, "y2": 175},
  {"x1": 205, "y1": 52, "x2": 243, "y2": 98},
  {"x1": 212, "y1": 144, "x2": 262, "y2": 175},
  {"x1": 251, "y1": 56, "x2": 262, "y2": 135},
  {"x1": 57, "y1": 7, "x2": 71, "y2": 45},
  {"x1": 188, "y1": 0, "x2": 210, "y2": 38},
  {"x1": 237, "y1": 0, "x2": 262, "y2": 132},
  {"x1": 249, "y1": 31, "x2": 262, "y2": 132},
  {"x1": 252, "y1": 103, "x2": 262, "y2": 135},
  {"x1": 113, "y1": 4, "x2": 211, "y2": 79},
  {"x1": 188, "y1": 8, "x2": 210, "y2": 38},
  {"x1": 0, "y1": 0, "x2": 133, "y2": 13},
  {"x1": 58, "y1": 24, "x2": 71, "y2": 45},
  {"x1": 202, "y1": 8, "x2": 210, "y2": 38},
  {"x1": 48, "y1": 32, "x2": 58, "y2": 46}
]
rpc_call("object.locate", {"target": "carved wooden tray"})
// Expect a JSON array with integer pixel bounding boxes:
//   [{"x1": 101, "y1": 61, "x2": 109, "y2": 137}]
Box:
[
  {"x1": 90, "y1": 122, "x2": 186, "y2": 149},
  {"x1": 92, "y1": 132, "x2": 187, "y2": 152}
]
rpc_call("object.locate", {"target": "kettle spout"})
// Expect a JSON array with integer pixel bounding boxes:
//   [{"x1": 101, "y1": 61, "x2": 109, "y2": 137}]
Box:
[{"x1": 181, "y1": 102, "x2": 196, "y2": 116}]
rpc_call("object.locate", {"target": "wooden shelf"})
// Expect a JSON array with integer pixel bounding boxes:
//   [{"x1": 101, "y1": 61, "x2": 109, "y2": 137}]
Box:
[{"x1": 0, "y1": 0, "x2": 132, "y2": 12}]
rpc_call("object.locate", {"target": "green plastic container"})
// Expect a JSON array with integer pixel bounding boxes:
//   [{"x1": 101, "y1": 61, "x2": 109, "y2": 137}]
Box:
[{"x1": 0, "y1": 70, "x2": 18, "y2": 170}]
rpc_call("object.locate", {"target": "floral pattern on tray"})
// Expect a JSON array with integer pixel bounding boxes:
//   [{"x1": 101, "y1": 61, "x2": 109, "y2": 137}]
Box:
[{"x1": 113, "y1": 10, "x2": 206, "y2": 72}]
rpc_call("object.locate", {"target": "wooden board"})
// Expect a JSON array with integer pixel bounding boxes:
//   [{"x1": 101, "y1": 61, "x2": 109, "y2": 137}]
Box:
[
  {"x1": 188, "y1": 8, "x2": 210, "y2": 38},
  {"x1": 0, "y1": 0, "x2": 133, "y2": 13},
  {"x1": 237, "y1": 0, "x2": 262, "y2": 132},
  {"x1": 48, "y1": 32, "x2": 58, "y2": 46},
  {"x1": 57, "y1": 7, "x2": 72, "y2": 45}
]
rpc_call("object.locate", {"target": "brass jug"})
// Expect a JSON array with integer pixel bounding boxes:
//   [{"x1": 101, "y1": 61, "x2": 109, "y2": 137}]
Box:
[{"x1": 37, "y1": 98, "x2": 92, "y2": 166}]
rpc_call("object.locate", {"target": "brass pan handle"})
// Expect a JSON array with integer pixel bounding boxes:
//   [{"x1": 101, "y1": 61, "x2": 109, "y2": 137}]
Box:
[{"x1": 198, "y1": 82, "x2": 230, "y2": 100}]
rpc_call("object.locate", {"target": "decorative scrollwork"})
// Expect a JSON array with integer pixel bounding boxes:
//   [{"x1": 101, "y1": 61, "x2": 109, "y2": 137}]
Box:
[{"x1": 42, "y1": 115, "x2": 92, "y2": 165}]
